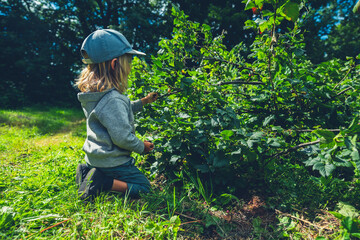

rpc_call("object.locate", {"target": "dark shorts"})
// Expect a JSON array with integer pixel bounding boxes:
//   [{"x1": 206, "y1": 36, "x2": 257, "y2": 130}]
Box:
[{"x1": 97, "y1": 158, "x2": 151, "y2": 197}]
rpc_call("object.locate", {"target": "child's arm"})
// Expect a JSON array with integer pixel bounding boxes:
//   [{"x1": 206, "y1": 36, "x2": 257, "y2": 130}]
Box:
[
  {"x1": 143, "y1": 141, "x2": 154, "y2": 153},
  {"x1": 131, "y1": 92, "x2": 158, "y2": 113},
  {"x1": 141, "y1": 92, "x2": 158, "y2": 105}
]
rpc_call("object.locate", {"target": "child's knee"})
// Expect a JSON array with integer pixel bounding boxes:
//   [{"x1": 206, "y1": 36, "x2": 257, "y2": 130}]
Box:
[{"x1": 127, "y1": 183, "x2": 151, "y2": 197}]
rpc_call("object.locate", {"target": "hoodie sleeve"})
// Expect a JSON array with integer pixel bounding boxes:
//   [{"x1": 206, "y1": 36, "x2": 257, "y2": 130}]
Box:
[
  {"x1": 131, "y1": 99, "x2": 143, "y2": 113},
  {"x1": 97, "y1": 97, "x2": 144, "y2": 154}
]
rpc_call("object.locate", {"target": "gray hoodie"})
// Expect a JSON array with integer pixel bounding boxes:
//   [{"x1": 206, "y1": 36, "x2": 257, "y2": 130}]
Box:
[{"x1": 77, "y1": 88, "x2": 145, "y2": 168}]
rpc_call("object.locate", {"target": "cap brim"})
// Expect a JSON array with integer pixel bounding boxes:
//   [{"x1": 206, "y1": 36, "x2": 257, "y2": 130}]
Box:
[
  {"x1": 81, "y1": 49, "x2": 146, "y2": 64},
  {"x1": 128, "y1": 49, "x2": 146, "y2": 56}
]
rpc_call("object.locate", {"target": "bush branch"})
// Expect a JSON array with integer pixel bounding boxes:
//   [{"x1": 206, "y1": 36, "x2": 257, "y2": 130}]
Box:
[
  {"x1": 215, "y1": 80, "x2": 264, "y2": 86},
  {"x1": 335, "y1": 86, "x2": 353, "y2": 97},
  {"x1": 295, "y1": 129, "x2": 340, "y2": 132},
  {"x1": 264, "y1": 140, "x2": 320, "y2": 166},
  {"x1": 333, "y1": 66, "x2": 355, "y2": 90}
]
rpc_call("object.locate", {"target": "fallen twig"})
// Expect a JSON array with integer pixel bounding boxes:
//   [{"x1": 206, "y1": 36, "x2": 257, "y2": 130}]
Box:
[
  {"x1": 25, "y1": 218, "x2": 71, "y2": 239},
  {"x1": 39, "y1": 218, "x2": 71, "y2": 233},
  {"x1": 175, "y1": 212, "x2": 204, "y2": 226},
  {"x1": 180, "y1": 220, "x2": 203, "y2": 225},
  {"x1": 175, "y1": 211, "x2": 199, "y2": 221},
  {"x1": 275, "y1": 209, "x2": 333, "y2": 231}
]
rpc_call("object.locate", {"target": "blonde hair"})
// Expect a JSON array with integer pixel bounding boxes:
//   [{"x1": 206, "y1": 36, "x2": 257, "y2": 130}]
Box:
[{"x1": 76, "y1": 53, "x2": 132, "y2": 93}]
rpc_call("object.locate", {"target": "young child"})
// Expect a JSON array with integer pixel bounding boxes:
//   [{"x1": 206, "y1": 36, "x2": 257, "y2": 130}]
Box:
[{"x1": 75, "y1": 29, "x2": 158, "y2": 200}]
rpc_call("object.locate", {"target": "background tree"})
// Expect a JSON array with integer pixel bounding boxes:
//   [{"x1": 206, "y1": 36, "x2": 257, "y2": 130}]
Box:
[
  {"x1": 0, "y1": 0, "x2": 74, "y2": 107},
  {"x1": 170, "y1": 0, "x2": 255, "y2": 48},
  {"x1": 1, "y1": 0, "x2": 360, "y2": 108},
  {"x1": 0, "y1": 0, "x2": 172, "y2": 108},
  {"x1": 302, "y1": 0, "x2": 360, "y2": 63}
]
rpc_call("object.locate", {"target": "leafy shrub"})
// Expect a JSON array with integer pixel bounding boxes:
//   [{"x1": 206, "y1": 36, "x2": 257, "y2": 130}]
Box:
[{"x1": 128, "y1": 2, "x2": 360, "y2": 207}]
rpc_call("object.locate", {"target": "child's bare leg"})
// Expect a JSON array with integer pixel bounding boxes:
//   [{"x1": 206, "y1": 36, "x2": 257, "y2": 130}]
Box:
[{"x1": 111, "y1": 179, "x2": 128, "y2": 192}]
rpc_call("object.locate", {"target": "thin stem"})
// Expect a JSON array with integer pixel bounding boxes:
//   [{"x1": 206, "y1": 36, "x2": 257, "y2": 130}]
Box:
[
  {"x1": 333, "y1": 65, "x2": 355, "y2": 90},
  {"x1": 215, "y1": 80, "x2": 264, "y2": 86},
  {"x1": 264, "y1": 140, "x2": 320, "y2": 166}
]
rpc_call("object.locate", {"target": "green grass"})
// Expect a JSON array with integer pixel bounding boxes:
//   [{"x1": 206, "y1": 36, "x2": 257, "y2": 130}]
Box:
[{"x1": 0, "y1": 107, "x2": 240, "y2": 240}]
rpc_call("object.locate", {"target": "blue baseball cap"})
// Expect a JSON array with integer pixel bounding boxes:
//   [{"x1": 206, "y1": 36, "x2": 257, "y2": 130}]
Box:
[{"x1": 81, "y1": 29, "x2": 146, "y2": 64}]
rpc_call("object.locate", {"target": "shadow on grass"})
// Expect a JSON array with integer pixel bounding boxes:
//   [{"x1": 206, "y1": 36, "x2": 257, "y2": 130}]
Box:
[{"x1": 0, "y1": 106, "x2": 86, "y2": 136}]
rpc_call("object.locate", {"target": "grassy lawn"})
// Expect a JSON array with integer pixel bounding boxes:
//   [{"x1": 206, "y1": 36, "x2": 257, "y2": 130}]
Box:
[{"x1": 0, "y1": 107, "x2": 243, "y2": 239}]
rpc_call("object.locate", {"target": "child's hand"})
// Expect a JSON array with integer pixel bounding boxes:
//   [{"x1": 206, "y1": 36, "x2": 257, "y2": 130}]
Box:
[
  {"x1": 141, "y1": 92, "x2": 158, "y2": 105},
  {"x1": 143, "y1": 141, "x2": 154, "y2": 153}
]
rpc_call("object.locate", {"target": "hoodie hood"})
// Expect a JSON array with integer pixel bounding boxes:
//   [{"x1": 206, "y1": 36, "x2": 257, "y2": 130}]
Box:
[{"x1": 77, "y1": 88, "x2": 114, "y2": 118}]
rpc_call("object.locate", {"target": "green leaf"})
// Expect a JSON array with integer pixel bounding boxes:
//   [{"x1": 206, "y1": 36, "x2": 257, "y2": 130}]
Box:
[
  {"x1": 153, "y1": 60, "x2": 162, "y2": 69},
  {"x1": 0, "y1": 207, "x2": 15, "y2": 230},
  {"x1": 313, "y1": 129, "x2": 336, "y2": 141},
  {"x1": 217, "y1": 193, "x2": 241, "y2": 205},
  {"x1": 337, "y1": 202, "x2": 360, "y2": 219},
  {"x1": 263, "y1": 115, "x2": 275, "y2": 126},
  {"x1": 333, "y1": 157, "x2": 352, "y2": 167},
  {"x1": 342, "y1": 217, "x2": 353, "y2": 232},
  {"x1": 267, "y1": 138, "x2": 283, "y2": 147},
  {"x1": 247, "y1": 132, "x2": 263, "y2": 148},
  {"x1": 244, "y1": 20, "x2": 258, "y2": 29},
  {"x1": 212, "y1": 151, "x2": 228, "y2": 168},
  {"x1": 294, "y1": 48, "x2": 305, "y2": 57},
  {"x1": 351, "y1": 149, "x2": 360, "y2": 161},
  {"x1": 313, "y1": 162, "x2": 327, "y2": 177},
  {"x1": 202, "y1": 24, "x2": 211, "y2": 31},
  {"x1": 347, "y1": 117, "x2": 360, "y2": 134},
  {"x1": 315, "y1": 130, "x2": 336, "y2": 148},
  {"x1": 329, "y1": 211, "x2": 345, "y2": 220},
  {"x1": 170, "y1": 215, "x2": 180, "y2": 225},
  {"x1": 272, "y1": 126, "x2": 283, "y2": 131},
  {"x1": 231, "y1": 149, "x2": 242, "y2": 155},
  {"x1": 23, "y1": 214, "x2": 62, "y2": 222},
  {"x1": 354, "y1": 161, "x2": 360, "y2": 170},
  {"x1": 304, "y1": 157, "x2": 320, "y2": 167},
  {"x1": 259, "y1": 20, "x2": 271, "y2": 33},
  {"x1": 128, "y1": 79, "x2": 133, "y2": 88},
  {"x1": 170, "y1": 155, "x2": 181, "y2": 164},
  {"x1": 343, "y1": 232, "x2": 351, "y2": 240},
  {"x1": 244, "y1": 0, "x2": 256, "y2": 10},
  {"x1": 282, "y1": 1, "x2": 299, "y2": 22},
  {"x1": 324, "y1": 164, "x2": 336, "y2": 176},
  {"x1": 353, "y1": 0, "x2": 360, "y2": 14},
  {"x1": 255, "y1": 0, "x2": 264, "y2": 7},
  {"x1": 249, "y1": 132, "x2": 264, "y2": 139},
  {"x1": 221, "y1": 130, "x2": 234, "y2": 139},
  {"x1": 351, "y1": 135, "x2": 358, "y2": 146}
]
